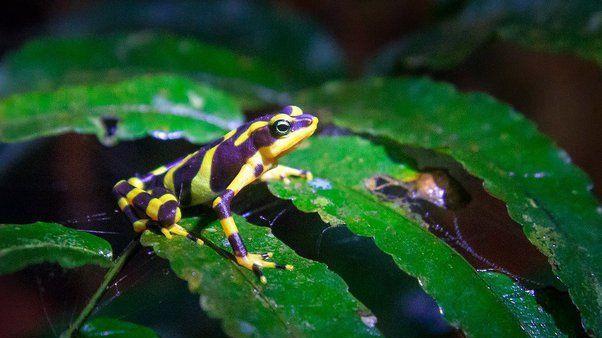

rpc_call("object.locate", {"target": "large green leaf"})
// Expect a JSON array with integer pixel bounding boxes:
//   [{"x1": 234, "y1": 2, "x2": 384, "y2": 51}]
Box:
[
  {"x1": 269, "y1": 135, "x2": 564, "y2": 337},
  {"x1": 45, "y1": 0, "x2": 346, "y2": 85},
  {"x1": 296, "y1": 78, "x2": 602, "y2": 335},
  {"x1": 140, "y1": 216, "x2": 379, "y2": 337},
  {"x1": 0, "y1": 75, "x2": 243, "y2": 144},
  {"x1": 369, "y1": 0, "x2": 601, "y2": 73},
  {"x1": 2, "y1": 32, "x2": 286, "y2": 99},
  {"x1": 0, "y1": 222, "x2": 113, "y2": 274},
  {"x1": 480, "y1": 272, "x2": 565, "y2": 338},
  {"x1": 80, "y1": 317, "x2": 158, "y2": 338}
]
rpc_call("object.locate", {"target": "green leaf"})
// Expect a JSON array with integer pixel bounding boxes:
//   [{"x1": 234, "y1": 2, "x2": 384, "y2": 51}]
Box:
[
  {"x1": 295, "y1": 78, "x2": 602, "y2": 335},
  {"x1": 270, "y1": 135, "x2": 545, "y2": 337},
  {"x1": 140, "y1": 216, "x2": 380, "y2": 338},
  {"x1": 496, "y1": 1, "x2": 602, "y2": 65},
  {"x1": 369, "y1": 0, "x2": 601, "y2": 73},
  {"x1": 2, "y1": 32, "x2": 286, "y2": 98},
  {"x1": 0, "y1": 222, "x2": 113, "y2": 274},
  {"x1": 0, "y1": 75, "x2": 243, "y2": 144},
  {"x1": 480, "y1": 271, "x2": 565, "y2": 337},
  {"x1": 45, "y1": 0, "x2": 346, "y2": 86},
  {"x1": 80, "y1": 317, "x2": 158, "y2": 338}
]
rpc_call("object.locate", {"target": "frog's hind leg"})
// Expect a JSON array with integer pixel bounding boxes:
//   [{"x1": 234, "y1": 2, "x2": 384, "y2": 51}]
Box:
[
  {"x1": 112, "y1": 179, "x2": 203, "y2": 246},
  {"x1": 149, "y1": 187, "x2": 204, "y2": 246}
]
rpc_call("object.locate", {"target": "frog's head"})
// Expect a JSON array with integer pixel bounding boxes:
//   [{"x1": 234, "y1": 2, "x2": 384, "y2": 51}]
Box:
[{"x1": 250, "y1": 105, "x2": 318, "y2": 161}]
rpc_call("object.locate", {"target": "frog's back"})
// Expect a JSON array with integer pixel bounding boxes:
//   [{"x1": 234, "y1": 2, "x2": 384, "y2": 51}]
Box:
[
  {"x1": 143, "y1": 125, "x2": 256, "y2": 207},
  {"x1": 142, "y1": 138, "x2": 221, "y2": 207}
]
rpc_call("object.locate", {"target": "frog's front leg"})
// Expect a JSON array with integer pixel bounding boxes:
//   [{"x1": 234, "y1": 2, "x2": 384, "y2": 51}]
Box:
[
  {"x1": 113, "y1": 178, "x2": 204, "y2": 246},
  {"x1": 213, "y1": 162, "x2": 292, "y2": 283},
  {"x1": 260, "y1": 165, "x2": 313, "y2": 185}
]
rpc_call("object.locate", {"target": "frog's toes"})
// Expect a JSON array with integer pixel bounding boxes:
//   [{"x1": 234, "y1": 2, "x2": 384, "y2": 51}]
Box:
[
  {"x1": 237, "y1": 253, "x2": 294, "y2": 284},
  {"x1": 161, "y1": 227, "x2": 174, "y2": 239},
  {"x1": 301, "y1": 170, "x2": 313, "y2": 181},
  {"x1": 259, "y1": 252, "x2": 273, "y2": 259}
]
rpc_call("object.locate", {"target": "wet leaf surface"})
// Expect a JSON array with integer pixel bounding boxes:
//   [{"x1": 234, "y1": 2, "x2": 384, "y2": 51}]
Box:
[
  {"x1": 269, "y1": 135, "x2": 563, "y2": 337},
  {"x1": 140, "y1": 215, "x2": 380, "y2": 338},
  {"x1": 80, "y1": 317, "x2": 158, "y2": 338},
  {"x1": 0, "y1": 222, "x2": 113, "y2": 274},
  {"x1": 479, "y1": 271, "x2": 565, "y2": 338},
  {"x1": 297, "y1": 78, "x2": 602, "y2": 335},
  {"x1": 369, "y1": 0, "x2": 601, "y2": 73},
  {"x1": 0, "y1": 75, "x2": 243, "y2": 144}
]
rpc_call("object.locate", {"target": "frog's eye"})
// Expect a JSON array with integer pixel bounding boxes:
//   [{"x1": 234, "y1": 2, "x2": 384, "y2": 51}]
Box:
[{"x1": 270, "y1": 119, "x2": 291, "y2": 137}]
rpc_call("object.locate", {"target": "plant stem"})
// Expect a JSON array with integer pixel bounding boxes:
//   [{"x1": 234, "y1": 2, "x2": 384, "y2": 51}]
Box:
[{"x1": 61, "y1": 240, "x2": 139, "y2": 338}]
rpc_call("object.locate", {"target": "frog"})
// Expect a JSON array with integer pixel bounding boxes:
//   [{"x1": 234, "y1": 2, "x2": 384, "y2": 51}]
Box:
[{"x1": 113, "y1": 105, "x2": 318, "y2": 283}]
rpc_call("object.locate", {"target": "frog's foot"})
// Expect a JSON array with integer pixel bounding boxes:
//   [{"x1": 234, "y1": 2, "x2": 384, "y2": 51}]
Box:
[
  {"x1": 236, "y1": 253, "x2": 293, "y2": 284},
  {"x1": 260, "y1": 165, "x2": 313, "y2": 185},
  {"x1": 161, "y1": 224, "x2": 204, "y2": 246}
]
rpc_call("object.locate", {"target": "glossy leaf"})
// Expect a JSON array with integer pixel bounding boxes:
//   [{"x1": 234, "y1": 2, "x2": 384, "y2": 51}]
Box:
[
  {"x1": 0, "y1": 222, "x2": 112, "y2": 274},
  {"x1": 80, "y1": 317, "x2": 158, "y2": 338},
  {"x1": 140, "y1": 216, "x2": 380, "y2": 338},
  {"x1": 296, "y1": 78, "x2": 601, "y2": 335},
  {"x1": 369, "y1": 0, "x2": 601, "y2": 73},
  {"x1": 270, "y1": 135, "x2": 552, "y2": 337},
  {"x1": 2, "y1": 32, "x2": 286, "y2": 100},
  {"x1": 45, "y1": 0, "x2": 346, "y2": 85},
  {"x1": 0, "y1": 75, "x2": 243, "y2": 144},
  {"x1": 480, "y1": 272, "x2": 565, "y2": 337}
]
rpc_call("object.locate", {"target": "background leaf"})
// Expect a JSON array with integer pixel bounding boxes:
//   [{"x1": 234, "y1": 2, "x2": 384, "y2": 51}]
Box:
[
  {"x1": 0, "y1": 222, "x2": 113, "y2": 274},
  {"x1": 369, "y1": 0, "x2": 601, "y2": 73},
  {"x1": 46, "y1": 0, "x2": 346, "y2": 86},
  {"x1": 268, "y1": 135, "x2": 562, "y2": 337},
  {"x1": 140, "y1": 216, "x2": 380, "y2": 338},
  {"x1": 296, "y1": 77, "x2": 602, "y2": 335},
  {"x1": 1, "y1": 32, "x2": 287, "y2": 101},
  {"x1": 80, "y1": 317, "x2": 158, "y2": 338},
  {"x1": 480, "y1": 271, "x2": 565, "y2": 338},
  {"x1": 0, "y1": 75, "x2": 243, "y2": 144}
]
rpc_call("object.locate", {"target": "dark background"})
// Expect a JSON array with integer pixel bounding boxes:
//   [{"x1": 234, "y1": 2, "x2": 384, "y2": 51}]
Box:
[{"x1": 0, "y1": 1, "x2": 599, "y2": 337}]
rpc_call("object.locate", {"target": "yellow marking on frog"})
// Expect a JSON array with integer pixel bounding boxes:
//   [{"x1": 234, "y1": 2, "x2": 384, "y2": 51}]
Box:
[
  {"x1": 289, "y1": 106, "x2": 303, "y2": 116},
  {"x1": 161, "y1": 228, "x2": 173, "y2": 239},
  {"x1": 168, "y1": 224, "x2": 188, "y2": 237},
  {"x1": 164, "y1": 152, "x2": 196, "y2": 192},
  {"x1": 133, "y1": 219, "x2": 148, "y2": 233},
  {"x1": 225, "y1": 163, "x2": 257, "y2": 194},
  {"x1": 223, "y1": 128, "x2": 237, "y2": 141},
  {"x1": 212, "y1": 197, "x2": 222, "y2": 208},
  {"x1": 269, "y1": 113, "x2": 293, "y2": 124},
  {"x1": 189, "y1": 145, "x2": 219, "y2": 205},
  {"x1": 222, "y1": 217, "x2": 238, "y2": 236},
  {"x1": 117, "y1": 197, "x2": 129, "y2": 211},
  {"x1": 127, "y1": 177, "x2": 144, "y2": 189},
  {"x1": 151, "y1": 166, "x2": 168, "y2": 176},
  {"x1": 126, "y1": 188, "x2": 144, "y2": 203},
  {"x1": 146, "y1": 198, "x2": 162, "y2": 220},
  {"x1": 159, "y1": 194, "x2": 177, "y2": 203},
  {"x1": 260, "y1": 165, "x2": 309, "y2": 183},
  {"x1": 234, "y1": 121, "x2": 269, "y2": 146}
]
